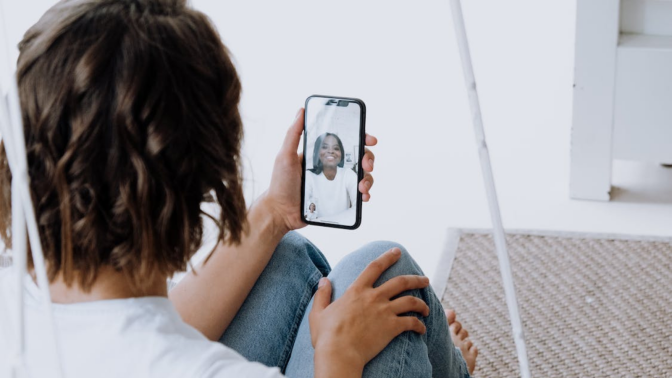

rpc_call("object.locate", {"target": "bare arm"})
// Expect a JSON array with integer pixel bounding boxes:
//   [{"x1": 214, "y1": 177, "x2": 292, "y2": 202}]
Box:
[{"x1": 169, "y1": 196, "x2": 287, "y2": 341}]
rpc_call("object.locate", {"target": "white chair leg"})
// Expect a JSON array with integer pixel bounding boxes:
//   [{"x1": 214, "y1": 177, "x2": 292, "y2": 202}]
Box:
[{"x1": 570, "y1": 0, "x2": 621, "y2": 201}]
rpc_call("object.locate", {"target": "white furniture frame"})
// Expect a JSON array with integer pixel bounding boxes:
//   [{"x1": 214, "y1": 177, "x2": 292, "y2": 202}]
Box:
[{"x1": 571, "y1": 0, "x2": 672, "y2": 201}]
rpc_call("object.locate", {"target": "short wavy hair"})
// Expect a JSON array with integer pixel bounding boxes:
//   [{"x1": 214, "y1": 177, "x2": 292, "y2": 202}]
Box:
[{"x1": 0, "y1": 0, "x2": 246, "y2": 292}]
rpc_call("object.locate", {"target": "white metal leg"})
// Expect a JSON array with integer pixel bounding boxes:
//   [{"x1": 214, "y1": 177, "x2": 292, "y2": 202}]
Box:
[
  {"x1": 449, "y1": 1, "x2": 531, "y2": 377},
  {"x1": 0, "y1": 1, "x2": 64, "y2": 376}
]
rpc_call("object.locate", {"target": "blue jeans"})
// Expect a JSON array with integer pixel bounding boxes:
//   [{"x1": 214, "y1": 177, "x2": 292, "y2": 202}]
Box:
[{"x1": 219, "y1": 232, "x2": 470, "y2": 378}]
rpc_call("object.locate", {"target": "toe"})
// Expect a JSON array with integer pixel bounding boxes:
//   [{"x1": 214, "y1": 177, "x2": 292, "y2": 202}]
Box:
[
  {"x1": 458, "y1": 328, "x2": 469, "y2": 340},
  {"x1": 444, "y1": 309, "x2": 456, "y2": 324},
  {"x1": 450, "y1": 321, "x2": 462, "y2": 335},
  {"x1": 465, "y1": 340, "x2": 473, "y2": 350}
]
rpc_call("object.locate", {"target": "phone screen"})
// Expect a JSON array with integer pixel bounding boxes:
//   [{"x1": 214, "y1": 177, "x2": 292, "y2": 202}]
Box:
[{"x1": 302, "y1": 95, "x2": 365, "y2": 229}]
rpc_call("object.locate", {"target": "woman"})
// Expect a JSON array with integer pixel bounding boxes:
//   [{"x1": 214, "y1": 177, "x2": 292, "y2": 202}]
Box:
[
  {"x1": 0, "y1": 0, "x2": 477, "y2": 377},
  {"x1": 305, "y1": 133, "x2": 358, "y2": 222},
  {"x1": 305, "y1": 203, "x2": 318, "y2": 220}
]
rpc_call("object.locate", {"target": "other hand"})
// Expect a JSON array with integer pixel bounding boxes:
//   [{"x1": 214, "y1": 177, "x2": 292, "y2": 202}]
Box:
[{"x1": 309, "y1": 248, "x2": 430, "y2": 373}]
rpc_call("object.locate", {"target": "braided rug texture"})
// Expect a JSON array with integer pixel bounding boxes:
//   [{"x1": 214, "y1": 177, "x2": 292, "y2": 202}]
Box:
[{"x1": 439, "y1": 231, "x2": 672, "y2": 378}]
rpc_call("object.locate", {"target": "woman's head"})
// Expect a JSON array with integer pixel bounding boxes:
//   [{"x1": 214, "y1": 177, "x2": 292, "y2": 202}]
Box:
[
  {"x1": 0, "y1": 0, "x2": 246, "y2": 292},
  {"x1": 310, "y1": 133, "x2": 344, "y2": 175},
  {"x1": 309, "y1": 203, "x2": 316, "y2": 212}
]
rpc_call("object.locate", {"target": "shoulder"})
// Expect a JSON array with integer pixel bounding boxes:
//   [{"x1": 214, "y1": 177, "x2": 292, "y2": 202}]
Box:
[
  {"x1": 153, "y1": 337, "x2": 282, "y2": 378},
  {"x1": 306, "y1": 170, "x2": 320, "y2": 184},
  {"x1": 339, "y1": 167, "x2": 358, "y2": 181},
  {"x1": 144, "y1": 308, "x2": 283, "y2": 378}
]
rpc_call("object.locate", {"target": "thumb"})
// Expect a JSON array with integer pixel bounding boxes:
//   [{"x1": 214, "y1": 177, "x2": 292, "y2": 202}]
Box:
[
  {"x1": 312, "y1": 277, "x2": 332, "y2": 313},
  {"x1": 281, "y1": 108, "x2": 304, "y2": 155}
]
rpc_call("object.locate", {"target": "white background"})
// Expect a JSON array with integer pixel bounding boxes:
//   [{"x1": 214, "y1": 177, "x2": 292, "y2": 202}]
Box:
[
  {"x1": 304, "y1": 97, "x2": 361, "y2": 172},
  {"x1": 2, "y1": 0, "x2": 672, "y2": 280}
]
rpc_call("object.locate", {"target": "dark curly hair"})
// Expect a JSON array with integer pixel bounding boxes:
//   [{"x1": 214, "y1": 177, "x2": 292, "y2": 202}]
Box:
[
  {"x1": 0, "y1": 0, "x2": 246, "y2": 292},
  {"x1": 308, "y1": 133, "x2": 345, "y2": 175}
]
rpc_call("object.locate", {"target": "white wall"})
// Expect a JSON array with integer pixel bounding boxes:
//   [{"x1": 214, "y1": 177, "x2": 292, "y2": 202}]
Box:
[{"x1": 193, "y1": 0, "x2": 672, "y2": 277}]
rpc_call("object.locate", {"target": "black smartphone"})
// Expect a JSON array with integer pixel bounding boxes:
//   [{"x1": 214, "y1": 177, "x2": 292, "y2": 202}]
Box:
[{"x1": 301, "y1": 95, "x2": 366, "y2": 230}]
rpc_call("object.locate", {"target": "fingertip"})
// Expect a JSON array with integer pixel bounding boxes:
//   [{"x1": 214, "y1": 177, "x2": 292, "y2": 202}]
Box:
[
  {"x1": 313, "y1": 277, "x2": 332, "y2": 311},
  {"x1": 282, "y1": 108, "x2": 305, "y2": 153},
  {"x1": 365, "y1": 134, "x2": 378, "y2": 146},
  {"x1": 419, "y1": 321, "x2": 427, "y2": 335},
  {"x1": 292, "y1": 108, "x2": 305, "y2": 128}
]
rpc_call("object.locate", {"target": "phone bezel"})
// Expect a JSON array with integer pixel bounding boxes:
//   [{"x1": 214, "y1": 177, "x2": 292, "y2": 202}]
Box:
[{"x1": 300, "y1": 94, "x2": 366, "y2": 230}]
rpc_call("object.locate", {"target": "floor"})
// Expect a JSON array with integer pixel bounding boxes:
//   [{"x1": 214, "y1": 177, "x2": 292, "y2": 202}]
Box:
[
  {"x1": 2, "y1": 0, "x2": 672, "y2": 281},
  {"x1": 439, "y1": 230, "x2": 672, "y2": 377}
]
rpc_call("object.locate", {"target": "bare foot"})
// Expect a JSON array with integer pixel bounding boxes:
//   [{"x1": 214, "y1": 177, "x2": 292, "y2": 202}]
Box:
[{"x1": 445, "y1": 309, "x2": 478, "y2": 375}]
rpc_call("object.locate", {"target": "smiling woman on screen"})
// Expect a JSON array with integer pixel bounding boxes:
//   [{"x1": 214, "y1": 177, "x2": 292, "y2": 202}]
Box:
[{"x1": 305, "y1": 132, "x2": 358, "y2": 219}]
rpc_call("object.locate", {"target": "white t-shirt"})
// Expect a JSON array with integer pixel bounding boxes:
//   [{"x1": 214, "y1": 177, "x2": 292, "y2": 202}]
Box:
[
  {"x1": 305, "y1": 167, "x2": 357, "y2": 221},
  {"x1": 0, "y1": 269, "x2": 284, "y2": 378}
]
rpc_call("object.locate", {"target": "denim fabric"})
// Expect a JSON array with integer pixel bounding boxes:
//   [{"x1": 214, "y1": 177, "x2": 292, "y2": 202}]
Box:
[
  {"x1": 219, "y1": 232, "x2": 470, "y2": 378},
  {"x1": 219, "y1": 232, "x2": 330, "y2": 369}
]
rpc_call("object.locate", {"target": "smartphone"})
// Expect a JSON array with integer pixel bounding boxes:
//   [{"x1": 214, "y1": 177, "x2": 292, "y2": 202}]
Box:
[{"x1": 301, "y1": 95, "x2": 366, "y2": 230}]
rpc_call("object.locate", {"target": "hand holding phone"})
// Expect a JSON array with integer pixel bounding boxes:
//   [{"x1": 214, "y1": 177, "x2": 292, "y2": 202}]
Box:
[{"x1": 301, "y1": 95, "x2": 366, "y2": 229}]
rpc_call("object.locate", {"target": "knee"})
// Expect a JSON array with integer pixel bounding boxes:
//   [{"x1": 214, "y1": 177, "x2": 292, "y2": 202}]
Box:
[
  {"x1": 277, "y1": 231, "x2": 312, "y2": 252},
  {"x1": 338, "y1": 240, "x2": 424, "y2": 280},
  {"x1": 272, "y1": 231, "x2": 330, "y2": 276},
  {"x1": 271, "y1": 231, "x2": 311, "y2": 265}
]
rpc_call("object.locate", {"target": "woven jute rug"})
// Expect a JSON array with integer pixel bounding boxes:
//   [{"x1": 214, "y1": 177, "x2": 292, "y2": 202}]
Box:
[{"x1": 432, "y1": 229, "x2": 672, "y2": 378}]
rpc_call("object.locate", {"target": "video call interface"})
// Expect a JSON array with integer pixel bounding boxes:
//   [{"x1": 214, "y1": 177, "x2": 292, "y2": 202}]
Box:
[{"x1": 303, "y1": 97, "x2": 361, "y2": 227}]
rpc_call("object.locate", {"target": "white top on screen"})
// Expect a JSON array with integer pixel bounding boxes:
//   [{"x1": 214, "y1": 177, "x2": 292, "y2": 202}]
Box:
[
  {"x1": 305, "y1": 167, "x2": 358, "y2": 225},
  {"x1": 0, "y1": 270, "x2": 284, "y2": 378}
]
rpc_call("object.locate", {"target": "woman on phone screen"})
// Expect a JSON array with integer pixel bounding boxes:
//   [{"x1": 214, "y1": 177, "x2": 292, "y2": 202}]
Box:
[{"x1": 305, "y1": 133, "x2": 358, "y2": 221}]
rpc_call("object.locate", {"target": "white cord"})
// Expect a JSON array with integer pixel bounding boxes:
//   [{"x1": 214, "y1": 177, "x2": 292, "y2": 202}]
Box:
[
  {"x1": 11, "y1": 175, "x2": 26, "y2": 377},
  {"x1": 448, "y1": 1, "x2": 531, "y2": 377},
  {"x1": 0, "y1": 1, "x2": 65, "y2": 376},
  {"x1": 0, "y1": 79, "x2": 26, "y2": 378}
]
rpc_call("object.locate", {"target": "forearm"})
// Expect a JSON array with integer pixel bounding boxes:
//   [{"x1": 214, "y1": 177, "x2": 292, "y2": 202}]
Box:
[{"x1": 169, "y1": 195, "x2": 288, "y2": 340}]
